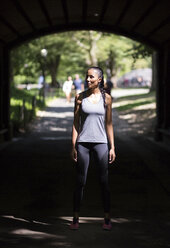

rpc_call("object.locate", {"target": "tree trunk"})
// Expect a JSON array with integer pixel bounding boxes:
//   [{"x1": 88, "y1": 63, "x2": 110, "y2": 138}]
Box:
[
  {"x1": 89, "y1": 40, "x2": 98, "y2": 66},
  {"x1": 87, "y1": 31, "x2": 101, "y2": 66},
  {"x1": 106, "y1": 50, "x2": 118, "y2": 88},
  {"x1": 50, "y1": 66, "x2": 57, "y2": 87},
  {"x1": 48, "y1": 55, "x2": 61, "y2": 87}
]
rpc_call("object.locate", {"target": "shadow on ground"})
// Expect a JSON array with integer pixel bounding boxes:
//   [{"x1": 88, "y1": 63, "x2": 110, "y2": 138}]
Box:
[{"x1": 0, "y1": 98, "x2": 170, "y2": 247}]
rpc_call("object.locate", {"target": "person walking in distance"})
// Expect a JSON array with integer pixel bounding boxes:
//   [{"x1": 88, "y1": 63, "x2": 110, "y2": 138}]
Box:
[
  {"x1": 70, "y1": 66, "x2": 116, "y2": 230},
  {"x1": 73, "y1": 74, "x2": 84, "y2": 94},
  {"x1": 62, "y1": 76, "x2": 73, "y2": 103}
]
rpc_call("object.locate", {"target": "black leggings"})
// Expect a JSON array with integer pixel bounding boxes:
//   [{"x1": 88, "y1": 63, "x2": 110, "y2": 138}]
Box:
[{"x1": 73, "y1": 142, "x2": 110, "y2": 213}]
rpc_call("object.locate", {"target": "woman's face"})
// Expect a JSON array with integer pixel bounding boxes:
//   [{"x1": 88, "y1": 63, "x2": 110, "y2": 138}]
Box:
[{"x1": 86, "y1": 69, "x2": 101, "y2": 89}]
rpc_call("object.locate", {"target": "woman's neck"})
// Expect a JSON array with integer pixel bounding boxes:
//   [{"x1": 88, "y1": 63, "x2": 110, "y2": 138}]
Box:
[{"x1": 88, "y1": 87, "x2": 100, "y2": 95}]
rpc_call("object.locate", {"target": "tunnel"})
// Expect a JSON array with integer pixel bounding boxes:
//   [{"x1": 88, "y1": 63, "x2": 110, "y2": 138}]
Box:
[
  {"x1": 0, "y1": 1, "x2": 170, "y2": 247},
  {"x1": 0, "y1": 0, "x2": 170, "y2": 143}
]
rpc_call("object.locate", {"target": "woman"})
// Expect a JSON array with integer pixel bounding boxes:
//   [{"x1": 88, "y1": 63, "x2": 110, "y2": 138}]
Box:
[{"x1": 71, "y1": 67, "x2": 116, "y2": 230}]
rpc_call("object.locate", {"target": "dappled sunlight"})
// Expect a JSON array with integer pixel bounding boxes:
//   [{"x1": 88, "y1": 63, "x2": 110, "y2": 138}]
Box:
[
  {"x1": 0, "y1": 213, "x2": 169, "y2": 248},
  {"x1": 133, "y1": 102, "x2": 156, "y2": 111},
  {"x1": 50, "y1": 127, "x2": 67, "y2": 132},
  {"x1": 27, "y1": 90, "x2": 156, "y2": 140},
  {"x1": 59, "y1": 216, "x2": 104, "y2": 225},
  {"x1": 37, "y1": 110, "x2": 73, "y2": 119},
  {"x1": 1, "y1": 215, "x2": 50, "y2": 226},
  {"x1": 117, "y1": 109, "x2": 156, "y2": 135},
  {"x1": 47, "y1": 98, "x2": 74, "y2": 108},
  {"x1": 112, "y1": 89, "x2": 156, "y2": 137},
  {"x1": 0, "y1": 215, "x2": 71, "y2": 247},
  {"x1": 1, "y1": 215, "x2": 30, "y2": 223},
  {"x1": 59, "y1": 216, "x2": 141, "y2": 224},
  {"x1": 30, "y1": 118, "x2": 71, "y2": 134},
  {"x1": 112, "y1": 97, "x2": 155, "y2": 110},
  {"x1": 1, "y1": 215, "x2": 143, "y2": 247},
  {"x1": 11, "y1": 229, "x2": 59, "y2": 240},
  {"x1": 111, "y1": 88, "x2": 149, "y2": 99},
  {"x1": 119, "y1": 113, "x2": 136, "y2": 120},
  {"x1": 29, "y1": 98, "x2": 74, "y2": 136},
  {"x1": 118, "y1": 104, "x2": 156, "y2": 125}
]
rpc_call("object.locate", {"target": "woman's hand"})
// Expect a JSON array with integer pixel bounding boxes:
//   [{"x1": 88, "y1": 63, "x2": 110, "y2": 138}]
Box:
[
  {"x1": 71, "y1": 147, "x2": 78, "y2": 162},
  {"x1": 109, "y1": 148, "x2": 116, "y2": 164}
]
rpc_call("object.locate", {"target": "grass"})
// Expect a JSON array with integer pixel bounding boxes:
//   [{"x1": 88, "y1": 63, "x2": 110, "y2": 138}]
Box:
[
  {"x1": 113, "y1": 91, "x2": 156, "y2": 112},
  {"x1": 10, "y1": 86, "x2": 45, "y2": 132},
  {"x1": 10, "y1": 86, "x2": 66, "y2": 132}
]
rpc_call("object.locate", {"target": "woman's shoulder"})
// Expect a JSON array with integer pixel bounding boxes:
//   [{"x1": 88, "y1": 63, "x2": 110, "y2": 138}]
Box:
[
  {"x1": 76, "y1": 90, "x2": 87, "y2": 100},
  {"x1": 75, "y1": 91, "x2": 85, "y2": 105}
]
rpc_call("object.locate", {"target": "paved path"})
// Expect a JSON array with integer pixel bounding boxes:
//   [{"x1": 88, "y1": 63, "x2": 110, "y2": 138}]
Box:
[{"x1": 0, "y1": 96, "x2": 170, "y2": 248}]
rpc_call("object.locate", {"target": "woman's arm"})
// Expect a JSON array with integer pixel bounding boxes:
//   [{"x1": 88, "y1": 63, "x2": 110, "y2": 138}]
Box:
[
  {"x1": 105, "y1": 94, "x2": 116, "y2": 164},
  {"x1": 71, "y1": 94, "x2": 81, "y2": 162}
]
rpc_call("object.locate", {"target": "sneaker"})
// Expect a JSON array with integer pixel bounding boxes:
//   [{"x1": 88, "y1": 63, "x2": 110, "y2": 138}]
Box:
[
  {"x1": 70, "y1": 217, "x2": 79, "y2": 230},
  {"x1": 102, "y1": 218, "x2": 112, "y2": 230}
]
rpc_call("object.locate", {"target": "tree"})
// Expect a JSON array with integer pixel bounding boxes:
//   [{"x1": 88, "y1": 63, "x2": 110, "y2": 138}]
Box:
[
  {"x1": 27, "y1": 33, "x2": 72, "y2": 86},
  {"x1": 97, "y1": 34, "x2": 133, "y2": 87},
  {"x1": 11, "y1": 31, "x2": 152, "y2": 89},
  {"x1": 125, "y1": 42, "x2": 153, "y2": 90},
  {"x1": 11, "y1": 32, "x2": 77, "y2": 86},
  {"x1": 72, "y1": 31, "x2": 102, "y2": 66}
]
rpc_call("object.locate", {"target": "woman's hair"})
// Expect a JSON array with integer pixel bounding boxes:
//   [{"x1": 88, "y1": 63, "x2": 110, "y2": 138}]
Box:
[{"x1": 87, "y1": 66, "x2": 106, "y2": 107}]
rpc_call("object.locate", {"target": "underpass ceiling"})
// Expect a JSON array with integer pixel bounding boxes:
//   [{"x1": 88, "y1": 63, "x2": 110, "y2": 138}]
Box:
[{"x1": 0, "y1": 0, "x2": 170, "y2": 49}]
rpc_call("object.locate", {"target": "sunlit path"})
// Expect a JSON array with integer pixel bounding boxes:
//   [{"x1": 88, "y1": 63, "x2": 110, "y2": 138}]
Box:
[{"x1": 29, "y1": 97, "x2": 74, "y2": 140}]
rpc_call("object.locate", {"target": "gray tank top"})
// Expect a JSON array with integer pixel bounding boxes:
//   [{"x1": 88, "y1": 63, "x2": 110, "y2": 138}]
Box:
[{"x1": 77, "y1": 93, "x2": 107, "y2": 143}]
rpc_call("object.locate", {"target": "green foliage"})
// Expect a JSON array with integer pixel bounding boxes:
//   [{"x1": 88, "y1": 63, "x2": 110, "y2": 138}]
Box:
[
  {"x1": 125, "y1": 42, "x2": 153, "y2": 68},
  {"x1": 10, "y1": 32, "x2": 153, "y2": 133},
  {"x1": 97, "y1": 34, "x2": 134, "y2": 77},
  {"x1": 11, "y1": 33, "x2": 71, "y2": 85},
  {"x1": 10, "y1": 86, "x2": 45, "y2": 131},
  {"x1": 11, "y1": 31, "x2": 152, "y2": 87},
  {"x1": 130, "y1": 43, "x2": 152, "y2": 59}
]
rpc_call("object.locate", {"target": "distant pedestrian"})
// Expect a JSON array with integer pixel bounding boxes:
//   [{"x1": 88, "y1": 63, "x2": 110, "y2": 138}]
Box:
[
  {"x1": 73, "y1": 74, "x2": 84, "y2": 94},
  {"x1": 70, "y1": 66, "x2": 116, "y2": 230},
  {"x1": 38, "y1": 74, "x2": 44, "y2": 89},
  {"x1": 62, "y1": 76, "x2": 73, "y2": 103}
]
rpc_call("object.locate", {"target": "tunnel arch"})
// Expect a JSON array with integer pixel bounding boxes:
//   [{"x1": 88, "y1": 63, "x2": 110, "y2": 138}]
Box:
[
  {"x1": 7, "y1": 23, "x2": 158, "y2": 51},
  {"x1": 1, "y1": 0, "x2": 170, "y2": 50},
  {"x1": 0, "y1": 0, "x2": 170, "y2": 144}
]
